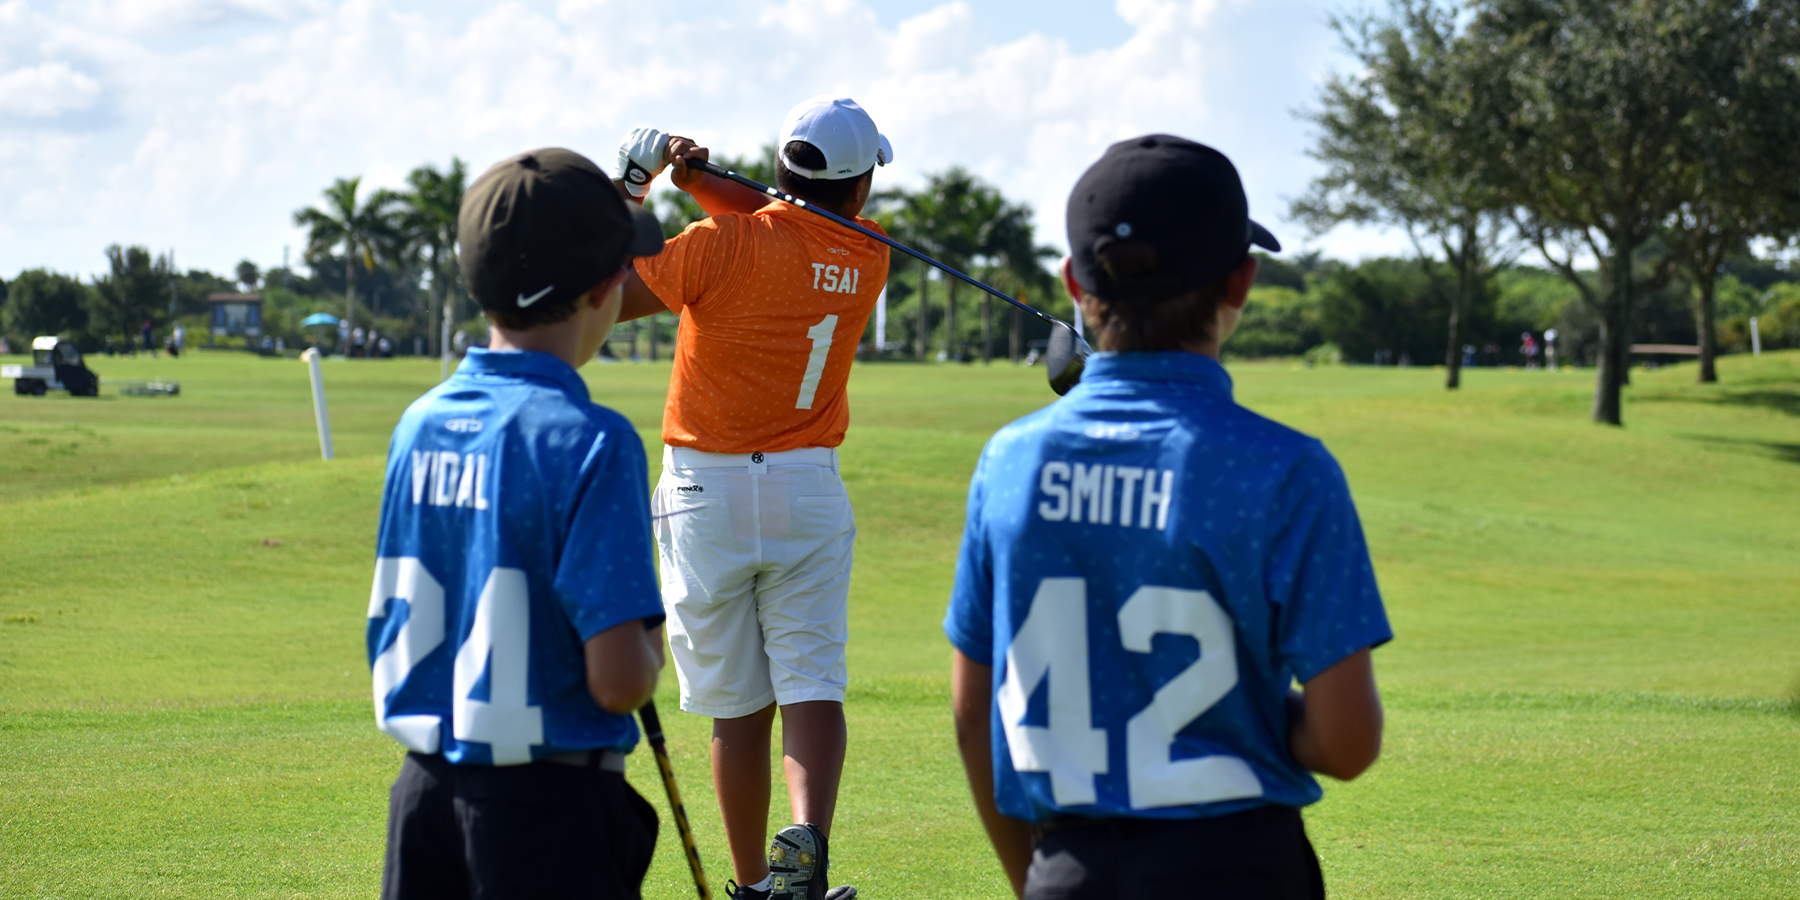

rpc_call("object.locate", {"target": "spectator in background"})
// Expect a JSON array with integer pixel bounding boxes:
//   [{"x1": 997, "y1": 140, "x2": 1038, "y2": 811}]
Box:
[
  {"x1": 1544, "y1": 329, "x2": 1559, "y2": 371},
  {"x1": 1463, "y1": 344, "x2": 1476, "y2": 367},
  {"x1": 172, "y1": 322, "x2": 186, "y2": 355},
  {"x1": 1521, "y1": 332, "x2": 1539, "y2": 370},
  {"x1": 143, "y1": 319, "x2": 158, "y2": 358}
]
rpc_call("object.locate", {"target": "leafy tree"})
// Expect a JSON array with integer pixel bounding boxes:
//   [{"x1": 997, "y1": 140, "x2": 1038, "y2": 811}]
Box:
[
  {"x1": 1662, "y1": 0, "x2": 1800, "y2": 382},
  {"x1": 293, "y1": 177, "x2": 402, "y2": 338},
  {"x1": 397, "y1": 158, "x2": 468, "y2": 358},
  {"x1": 235, "y1": 260, "x2": 260, "y2": 292},
  {"x1": 1231, "y1": 286, "x2": 1324, "y2": 358},
  {"x1": 4, "y1": 269, "x2": 90, "y2": 340},
  {"x1": 1463, "y1": 0, "x2": 1720, "y2": 425},
  {"x1": 1316, "y1": 257, "x2": 1447, "y2": 364},
  {"x1": 92, "y1": 245, "x2": 172, "y2": 348},
  {"x1": 1251, "y1": 252, "x2": 1309, "y2": 292},
  {"x1": 1296, "y1": 0, "x2": 1517, "y2": 390}
]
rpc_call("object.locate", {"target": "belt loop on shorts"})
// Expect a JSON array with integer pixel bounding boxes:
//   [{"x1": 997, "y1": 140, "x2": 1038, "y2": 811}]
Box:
[{"x1": 545, "y1": 749, "x2": 627, "y2": 773}]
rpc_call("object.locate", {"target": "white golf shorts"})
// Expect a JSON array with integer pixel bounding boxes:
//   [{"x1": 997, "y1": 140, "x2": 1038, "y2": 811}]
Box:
[{"x1": 653, "y1": 445, "x2": 855, "y2": 719}]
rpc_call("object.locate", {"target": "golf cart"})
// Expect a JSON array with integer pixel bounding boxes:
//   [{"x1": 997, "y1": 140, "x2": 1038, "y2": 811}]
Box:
[{"x1": 3, "y1": 336, "x2": 100, "y2": 396}]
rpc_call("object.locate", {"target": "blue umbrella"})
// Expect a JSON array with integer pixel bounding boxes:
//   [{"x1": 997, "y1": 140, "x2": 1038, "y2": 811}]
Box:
[{"x1": 300, "y1": 313, "x2": 340, "y2": 327}]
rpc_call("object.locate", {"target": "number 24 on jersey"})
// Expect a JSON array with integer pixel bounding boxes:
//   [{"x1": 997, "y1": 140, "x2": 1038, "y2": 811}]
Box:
[{"x1": 368, "y1": 557, "x2": 544, "y2": 765}]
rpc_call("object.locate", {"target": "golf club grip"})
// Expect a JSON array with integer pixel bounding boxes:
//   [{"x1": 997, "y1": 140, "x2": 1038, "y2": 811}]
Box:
[
  {"x1": 640, "y1": 702, "x2": 712, "y2": 900},
  {"x1": 684, "y1": 157, "x2": 1070, "y2": 330}
]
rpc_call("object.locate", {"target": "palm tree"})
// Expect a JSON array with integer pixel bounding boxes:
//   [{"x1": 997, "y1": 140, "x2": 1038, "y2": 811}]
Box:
[
  {"x1": 397, "y1": 159, "x2": 467, "y2": 362},
  {"x1": 883, "y1": 169, "x2": 1055, "y2": 361},
  {"x1": 293, "y1": 177, "x2": 400, "y2": 346}
]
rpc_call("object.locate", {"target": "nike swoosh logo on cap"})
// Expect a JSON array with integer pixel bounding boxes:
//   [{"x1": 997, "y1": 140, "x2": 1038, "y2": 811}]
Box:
[{"x1": 517, "y1": 285, "x2": 553, "y2": 307}]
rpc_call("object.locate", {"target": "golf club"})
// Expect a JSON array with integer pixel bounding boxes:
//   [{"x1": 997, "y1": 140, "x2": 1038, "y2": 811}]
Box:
[
  {"x1": 640, "y1": 700, "x2": 712, "y2": 900},
  {"x1": 681, "y1": 156, "x2": 1093, "y2": 395}
]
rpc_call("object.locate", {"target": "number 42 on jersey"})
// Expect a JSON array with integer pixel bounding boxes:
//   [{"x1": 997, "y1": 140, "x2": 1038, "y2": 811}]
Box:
[{"x1": 998, "y1": 577, "x2": 1263, "y2": 810}]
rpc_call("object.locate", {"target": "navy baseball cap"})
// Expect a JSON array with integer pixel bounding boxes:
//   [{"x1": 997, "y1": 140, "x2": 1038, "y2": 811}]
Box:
[
  {"x1": 1067, "y1": 135, "x2": 1279, "y2": 303},
  {"x1": 459, "y1": 148, "x2": 663, "y2": 315}
]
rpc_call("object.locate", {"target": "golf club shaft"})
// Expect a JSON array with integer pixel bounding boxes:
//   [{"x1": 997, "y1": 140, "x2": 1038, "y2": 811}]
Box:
[
  {"x1": 640, "y1": 701, "x2": 712, "y2": 900},
  {"x1": 683, "y1": 157, "x2": 1078, "y2": 337}
]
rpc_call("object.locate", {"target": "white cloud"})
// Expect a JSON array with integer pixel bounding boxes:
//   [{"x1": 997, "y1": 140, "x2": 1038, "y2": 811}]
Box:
[
  {"x1": 0, "y1": 61, "x2": 102, "y2": 116},
  {"x1": 0, "y1": 0, "x2": 1409, "y2": 280},
  {"x1": 60, "y1": 0, "x2": 324, "y2": 34}
]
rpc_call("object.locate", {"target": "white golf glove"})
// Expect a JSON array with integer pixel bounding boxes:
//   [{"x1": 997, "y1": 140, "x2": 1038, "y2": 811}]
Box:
[{"x1": 617, "y1": 127, "x2": 670, "y2": 198}]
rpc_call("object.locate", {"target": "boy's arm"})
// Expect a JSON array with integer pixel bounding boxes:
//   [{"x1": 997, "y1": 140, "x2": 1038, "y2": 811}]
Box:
[
  {"x1": 952, "y1": 648, "x2": 1033, "y2": 898},
  {"x1": 1287, "y1": 647, "x2": 1382, "y2": 780},
  {"x1": 617, "y1": 269, "x2": 667, "y2": 323},
  {"x1": 583, "y1": 619, "x2": 665, "y2": 714},
  {"x1": 667, "y1": 144, "x2": 771, "y2": 218}
]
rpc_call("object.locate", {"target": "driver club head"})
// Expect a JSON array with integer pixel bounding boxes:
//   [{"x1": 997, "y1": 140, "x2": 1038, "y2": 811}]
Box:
[{"x1": 1045, "y1": 323, "x2": 1092, "y2": 396}]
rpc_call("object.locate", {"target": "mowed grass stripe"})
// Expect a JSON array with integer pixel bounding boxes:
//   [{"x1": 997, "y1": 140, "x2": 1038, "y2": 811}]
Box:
[{"x1": 4, "y1": 690, "x2": 1793, "y2": 899}]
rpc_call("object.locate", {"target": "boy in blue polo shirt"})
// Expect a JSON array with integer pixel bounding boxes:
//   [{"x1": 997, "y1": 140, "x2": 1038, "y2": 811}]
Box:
[
  {"x1": 366, "y1": 147, "x2": 670, "y2": 899},
  {"x1": 946, "y1": 136, "x2": 1391, "y2": 899}
]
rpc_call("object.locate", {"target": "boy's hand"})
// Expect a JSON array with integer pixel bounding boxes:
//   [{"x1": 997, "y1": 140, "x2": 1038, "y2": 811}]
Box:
[
  {"x1": 617, "y1": 127, "x2": 670, "y2": 197},
  {"x1": 666, "y1": 136, "x2": 710, "y2": 192}
]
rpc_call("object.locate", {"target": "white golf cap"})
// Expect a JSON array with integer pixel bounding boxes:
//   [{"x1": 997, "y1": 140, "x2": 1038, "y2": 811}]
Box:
[{"x1": 779, "y1": 95, "x2": 893, "y2": 180}]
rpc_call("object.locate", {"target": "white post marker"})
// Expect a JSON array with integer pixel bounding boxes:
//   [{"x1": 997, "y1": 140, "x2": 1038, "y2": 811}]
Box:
[
  {"x1": 301, "y1": 347, "x2": 335, "y2": 460},
  {"x1": 875, "y1": 286, "x2": 887, "y2": 351},
  {"x1": 1751, "y1": 316, "x2": 1762, "y2": 357}
]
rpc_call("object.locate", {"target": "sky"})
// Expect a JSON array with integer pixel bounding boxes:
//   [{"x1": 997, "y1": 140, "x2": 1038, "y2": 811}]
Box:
[{"x1": 0, "y1": 0, "x2": 1409, "y2": 282}]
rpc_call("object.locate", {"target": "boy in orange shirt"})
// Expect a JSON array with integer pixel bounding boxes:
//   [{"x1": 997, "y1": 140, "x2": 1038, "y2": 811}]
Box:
[{"x1": 612, "y1": 96, "x2": 892, "y2": 900}]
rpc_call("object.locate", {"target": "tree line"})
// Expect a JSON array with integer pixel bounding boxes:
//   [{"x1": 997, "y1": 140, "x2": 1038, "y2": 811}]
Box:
[
  {"x1": 1296, "y1": 0, "x2": 1800, "y2": 424},
  {"x1": 0, "y1": 152, "x2": 1074, "y2": 362}
]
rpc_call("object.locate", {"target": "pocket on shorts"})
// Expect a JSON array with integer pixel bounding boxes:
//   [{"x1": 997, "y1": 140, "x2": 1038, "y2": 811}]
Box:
[
  {"x1": 790, "y1": 481, "x2": 853, "y2": 539},
  {"x1": 656, "y1": 472, "x2": 715, "y2": 518}
]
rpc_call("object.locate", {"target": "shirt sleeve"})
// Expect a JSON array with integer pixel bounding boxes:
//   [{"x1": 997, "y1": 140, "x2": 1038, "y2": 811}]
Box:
[
  {"x1": 553, "y1": 419, "x2": 665, "y2": 641},
  {"x1": 632, "y1": 214, "x2": 746, "y2": 315},
  {"x1": 1266, "y1": 440, "x2": 1393, "y2": 683},
  {"x1": 943, "y1": 448, "x2": 996, "y2": 662}
]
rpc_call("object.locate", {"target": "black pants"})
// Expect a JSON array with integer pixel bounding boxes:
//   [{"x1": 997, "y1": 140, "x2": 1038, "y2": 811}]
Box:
[
  {"x1": 1025, "y1": 805, "x2": 1326, "y2": 900},
  {"x1": 383, "y1": 752, "x2": 659, "y2": 900}
]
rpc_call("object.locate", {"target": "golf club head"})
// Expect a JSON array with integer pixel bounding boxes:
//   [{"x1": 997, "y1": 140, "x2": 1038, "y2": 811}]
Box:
[{"x1": 1045, "y1": 322, "x2": 1092, "y2": 396}]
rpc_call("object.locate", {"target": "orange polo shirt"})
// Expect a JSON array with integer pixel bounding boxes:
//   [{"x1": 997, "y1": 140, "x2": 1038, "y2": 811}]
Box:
[{"x1": 633, "y1": 201, "x2": 890, "y2": 453}]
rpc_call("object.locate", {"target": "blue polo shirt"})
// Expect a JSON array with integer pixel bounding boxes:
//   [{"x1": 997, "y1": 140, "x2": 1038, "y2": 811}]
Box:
[
  {"x1": 367, "y1": 349, "x2": 663, "y2": 766},
  {"x1": 944, "y1": 352, "x2": 1391, "y2": 821}
]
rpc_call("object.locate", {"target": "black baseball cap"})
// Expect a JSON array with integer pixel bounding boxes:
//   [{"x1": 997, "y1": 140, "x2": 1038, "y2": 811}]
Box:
[
  {"x1": 459, "y1": 148, "x2": 663, "y2": 315},
  {"x1": 1066, "y1": 135, "x2": 1279, "y2": 303}
]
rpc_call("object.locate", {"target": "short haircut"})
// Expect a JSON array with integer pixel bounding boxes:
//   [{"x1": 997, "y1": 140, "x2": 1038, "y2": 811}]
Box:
[
  {"x1": 484, "y1": 281, "x2": 590, "y2": 331},
  {"x1": 776, "y1": 141, "x2": 871, "y2": 209},
  {"x1": 1082, "y1": 240, "x2": 1230, "y2": 352}
]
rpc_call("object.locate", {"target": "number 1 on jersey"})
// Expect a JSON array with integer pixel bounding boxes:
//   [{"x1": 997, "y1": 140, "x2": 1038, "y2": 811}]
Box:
[{"x1": 796, "y1": 314, "x2": 838, "y2": 410}]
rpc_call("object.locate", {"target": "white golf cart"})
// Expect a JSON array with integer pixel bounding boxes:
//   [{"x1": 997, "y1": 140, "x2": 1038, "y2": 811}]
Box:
[{"x1": 3, "y1": 336, "x2": 100, "y2": 397}]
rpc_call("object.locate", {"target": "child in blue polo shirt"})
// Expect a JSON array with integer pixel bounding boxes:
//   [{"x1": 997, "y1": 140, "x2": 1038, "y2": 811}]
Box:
[
  {"x1": 946, "y1": 136, "x2": 1391, "y2": 899},
  {"x1": 366, "y1": 148, "x2": 671, "y2": 899}
]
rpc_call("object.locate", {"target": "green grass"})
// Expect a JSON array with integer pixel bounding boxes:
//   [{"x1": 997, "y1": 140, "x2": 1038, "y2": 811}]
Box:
[{"x1": 2, "y1": 348, "x2": 1798, "y2": 898}]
